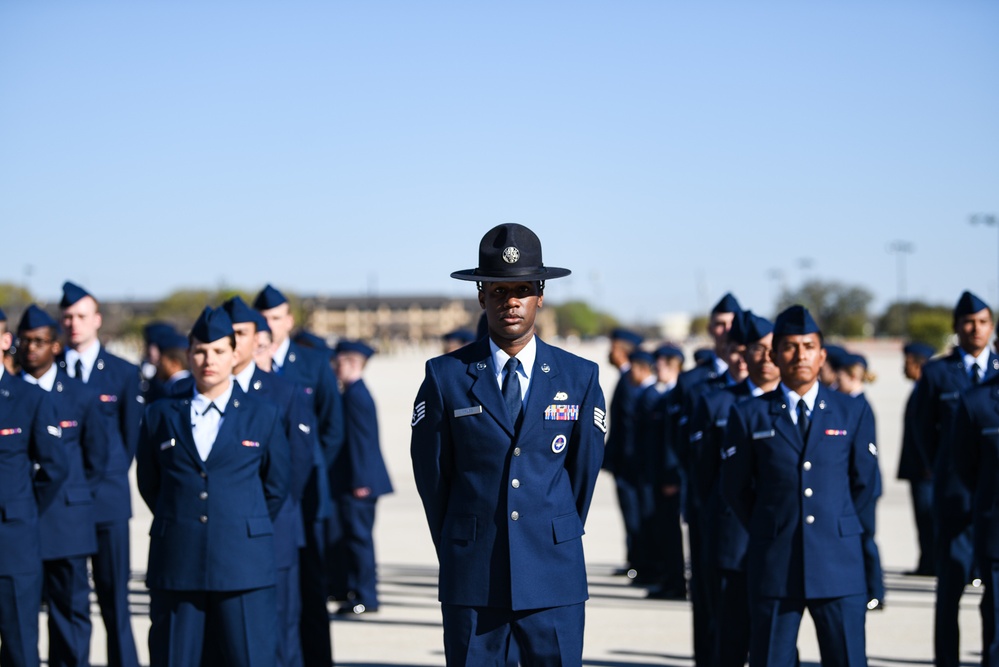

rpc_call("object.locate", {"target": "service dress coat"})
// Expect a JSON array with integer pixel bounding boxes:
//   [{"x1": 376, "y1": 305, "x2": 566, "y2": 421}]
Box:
[
  {"x1": 410, "y1": 337, "x2": 605, "y2": 611},
  {"x1": 722, "y1": 385, "x2": 878, "y2": 600},
  {"x1": 136, "y1": 385, "x2": 290, "y2": 592}
]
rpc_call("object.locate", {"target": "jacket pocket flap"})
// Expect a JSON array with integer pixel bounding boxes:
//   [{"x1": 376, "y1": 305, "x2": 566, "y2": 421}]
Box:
[
  {"x1": 246, "y1": 516, "x2": 274, "y2": 537},
  {"x1": 65, "y1": 484, "x2": 93, "y2": 505},
  {"x1": 447, "y1": 515, "x2": 477, "y2": 542},
  {"x1": 2, "y1": 498, "x2": 34, "y2": 521},
  {"x1": 552, "y1": 512, "x2": 584, "y2": 544},
  {"x1": 838, "y1": 514, "x2": 862, "y2": 536}
]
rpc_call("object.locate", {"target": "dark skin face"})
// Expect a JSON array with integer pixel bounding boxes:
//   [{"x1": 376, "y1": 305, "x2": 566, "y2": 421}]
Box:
[
  {"x1": 18, "y1": 326, "x2": 60, "y2": 377},
  {"x1": 955, "y1": 308, "x2": 994, "y2": 357},
  {"x1": 770, "y1": 333, "x2": 826, "y2": 395},
  {"x1": 478, "y1": 281, "x2": 543, "y2": 356},
  {"x1": 903, "y1": 354, "x2": 924, "y2": 381}
]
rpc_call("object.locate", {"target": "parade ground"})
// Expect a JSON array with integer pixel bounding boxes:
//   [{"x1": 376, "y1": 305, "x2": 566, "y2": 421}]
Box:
[{"x1": 67, "y1": 338, "x2": 978, "y2": 666}]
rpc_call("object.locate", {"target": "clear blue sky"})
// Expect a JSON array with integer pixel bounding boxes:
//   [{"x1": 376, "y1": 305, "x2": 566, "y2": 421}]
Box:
[{"x1": 2, "y1": 1, "x2": 997, "y2": 323}]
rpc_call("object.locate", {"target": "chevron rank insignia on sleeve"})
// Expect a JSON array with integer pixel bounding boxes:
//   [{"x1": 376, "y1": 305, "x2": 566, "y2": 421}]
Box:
[
  {"x1": 593, "y1": 407, "x2": 607, "y2": 434},
  {"x1": 412, "y1": 401, "x2": 426, "y2": 427}
]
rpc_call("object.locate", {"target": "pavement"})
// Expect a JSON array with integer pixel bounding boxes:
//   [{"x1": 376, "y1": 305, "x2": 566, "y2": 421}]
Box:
[{"x1": 59, "y1": 339, "x2": 981, "y2": 666}]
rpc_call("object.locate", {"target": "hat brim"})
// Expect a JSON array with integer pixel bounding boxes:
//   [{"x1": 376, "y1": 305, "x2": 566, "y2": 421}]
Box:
[{"x1": 450, "y1": 267, "x2": 571, "y2": 282}]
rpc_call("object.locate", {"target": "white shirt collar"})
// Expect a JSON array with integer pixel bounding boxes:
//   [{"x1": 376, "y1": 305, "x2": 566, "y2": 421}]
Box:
[
  {"x1": 489, "y1": 335, "x2": 537, "y2": 383},
  {"x1": 234, "y1": 361, "x2": 257, "y2": 393},
  {"x1": 745, "y1": 377, "x2": 765, "y2": 397},
  {"x1": 191, "y1": 380, "x2": 235, "y2": 416},
  {"x1": 22, "y1": 365, "x2": 58, "y2": 392},
  {"x1": 780, "y1": 380, "x2": 820, "y2": 416},
  {"x1": 961, "y1": 347, "x2": 991, "y2": 374},
  {"x1": 714, "y1": 355, "x2": 729, "y2": 375},
  {"x1": 272, "y1": 337, "x2": 291, "y2": 369},
  {"x1": 65, "y1": 341, "x2": 100, "y2": 381},
  {"x1": 656, "y1": 380, "x2": 677, "y2": 394}
]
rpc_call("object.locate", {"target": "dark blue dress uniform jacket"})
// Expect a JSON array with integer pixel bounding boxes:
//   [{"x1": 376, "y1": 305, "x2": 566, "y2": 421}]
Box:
[
  {"x1": 38, "y1": 369, "x2": 111, "y2": 560},
  {"x1": 411, "y1": 337, "x2": 605, "y2": 611},
  {"x1": 343, "y1": 378, "x2": 393, "y2": 497},
  {"x1": 0, "y1": 372, "x2": 69, "y2": 575},
  {"x1": 136, "y1": 386, "x2": 290, "y2": 591},
  {"x1": 913, "y1": 349, "x2": 999, "y2": 519},
  {"x1": 954, "y1": 376, "x2": 999, "y2": 563},
  {"x1": 722, "y1": 385, "x2": 878, "y2": 599},
  {"x1": 691, "y1": 380, "x2": 753, "y2": 572},
  {"x1": 59, "y1": 347, "x2": 143, "y2": 524}
]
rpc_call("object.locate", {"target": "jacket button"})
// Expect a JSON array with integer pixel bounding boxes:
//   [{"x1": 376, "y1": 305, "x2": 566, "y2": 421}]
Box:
[
  {"x1": 803, "y1": 488, "x2": 813, "y2": 497},
  {"x1": 200, "y1": 515, "x2": 208, "y2": 523},
  {"x1": 513, "y1": 447, "x2": 521, "y2": 457},
  {"x1": 200, "y1": 471, "x2": 207, "y2": 478},
  {"x1": 199, "y1": 491, "x2": 208, "y2": 500},
  {"x1": 805, "y1": 515, "x2": 815, "y2": 524},
  {"x1": 511, "y1": 511, "x2": 519, "y2": 521},
  {"x1": 802, "y1": 461, "x2": 812, "y2": 471},
  {"x1": 511, "y1": 479, "x2": 520, "y2": 488}
]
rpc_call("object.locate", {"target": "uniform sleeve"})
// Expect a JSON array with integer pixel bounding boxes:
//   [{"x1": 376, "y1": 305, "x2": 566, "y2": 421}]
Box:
[
  {"x1": 345, "y1": 384, "x2": 380, "y2": 490},
  {"x1": 120, "y1": 363, "x2": 145, "y2": 462},
  {"x1": 30, "y1": 391, "x2": 70, "y2": 512},
  {"x1": 688, "y1": 393, "x2": 713, "y2": 514},
  {"x1": 81, "y1": 395, "x2": 112, "y2": 494},
  {"x1": 315, "y1": 362, "x2": 346, "y2": 471},
  {"x1": 261, "y1": 408, "x2": 291, "y2": 521},
  {"x1": 911, "y1": 371, "x2": 938, "y2": 470},
  {"x1": 849, "y1": 399, "x2": 879, "y2": 513},
  {"x1": 721, "y1": 403, "x2": 754, "y2": 527},
  {"x1": 135, "y1": 405, "x2": 160, "y2": 512},
  {"x1": 410, "y1": 360, "x2": 451, "y2": 553},
  {"x1": 954, "y1": 395, "x2": 980, "y2": 493},
  {"x1": 564, "y1": 363, "x2": 606, "y2": 523}
]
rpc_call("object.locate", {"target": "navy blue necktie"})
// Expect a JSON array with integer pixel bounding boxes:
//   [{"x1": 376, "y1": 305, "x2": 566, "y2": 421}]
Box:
[
  {"x1": 796, "y1": 399, "x2": 810, "y2": 442},
  {"x1": 502, "y1": 358, "x2": 522, "y2": 426},
  {"x1": 971, "y1": 363, "x2": 981, "y2": 385},
  {"x1": 74, "y1": 359, "x2": 85, "y2": 383}
]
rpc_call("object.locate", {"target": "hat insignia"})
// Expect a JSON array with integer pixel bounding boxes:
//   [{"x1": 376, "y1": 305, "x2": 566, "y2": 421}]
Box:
[{"x1": 502, "y1": 246, "x2": 520, "y2": 264}]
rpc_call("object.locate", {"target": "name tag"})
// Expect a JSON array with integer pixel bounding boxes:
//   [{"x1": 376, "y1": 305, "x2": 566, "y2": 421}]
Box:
[
  {"x1": 752, "y1": 429, "x2": 775, "y2": 440},
  {"x1": 715, "y1": 418, "x2": 728, "y2": 428},
  {"x1": 454, "y1": 406, "x2": 482, "y2": 418},
  {"x1": 982, "y1": 426, "x2": 999, "y2": 436},
  {"x1": 690, "y1": 431, "x2": 703, "y2": 443},
  {"x1": 298, "y1": 423, "x2": 311, "y2": 434},
  {"x1": 940, "y1": 392, "x2": 960, "y2": 402},
  {"x1": 160, "y1": 438, "x2": 176, "y2": 450}
]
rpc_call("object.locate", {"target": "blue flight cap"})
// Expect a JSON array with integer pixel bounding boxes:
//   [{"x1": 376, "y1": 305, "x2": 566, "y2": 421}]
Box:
[
  {"x1": 253, "y1": 284, "x2": 288, "y2": 310},
  {"x1": 727, "y1": 311, "x2": 747, "y2": 345},
  {"x1": 222, "y1": 296, "x2": 257, "y2": 325},
  {"x1": 336, "y1": 339, "x2": 375, "y2": 358},
  {"x1": 711, "y1": 292, "x2": 742, "y2": 315},
  {"x1": 729, "y1": 310, "x2": 774, "y2": 345},
  {"x1": 251, "y1": 310, "x2": 270, "y2": 334},
  {"x1": 628, "y1": 349, "x2": 655, "y2": 366},
  {"x1": 954, "y1": 291, "x2": 990, "y2": 320},
  {"x1": 823, "y1": 344, "x2": 848, "y2": 370},
  {"x1": 143, "y1": 321, "x2": 177, "y2": 347},
  {"x1": 903, "y1": 342, "x2": 936, "y2": 359},
  {"x1": 442, "y1": 329, "x2": 476, "y2": 345},
  {"x1": 842, "y1": 352, "x2": 868, "y2": 370},
  {"x1": 160, "y1": 331, "x2": 190, "y2": 352},
  {"x1": 189, "y1": 307, "x2": 234, "y2": 343},
  {"x1": 611, "y1": 328, "x2": 643, "y2": 346},
  {"x1": 655, "y1": 344, "x2": 685, "y2": 364},
  {"x1": 773, "y1": 305, "x2": 821, "y2": 339},
  {"x1": 17, "y1": 304, "x2": 60, "y2": 333},
  {"x1": 693, "y1": 348, "x2": 716, "y2": 366},
  {"x1": 59, "y1": 281, "x2": 93, "y2": 309},
  {"x1": 293, "y1": 331, "x2": 330, "y2": 352}
]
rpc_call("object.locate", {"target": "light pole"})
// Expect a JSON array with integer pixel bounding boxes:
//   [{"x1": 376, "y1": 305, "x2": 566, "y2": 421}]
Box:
[
  {"x1": 970, "y1": 214, "x2": 999, "y2": 304},
  {"x1": 886, "y1": 240, "x2": 914, "y2": 334}
]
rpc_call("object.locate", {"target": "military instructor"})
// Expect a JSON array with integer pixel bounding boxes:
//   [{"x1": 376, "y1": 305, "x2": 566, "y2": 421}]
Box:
[{"x1": 410, "y1": 223, "x2": 606, "y2": 665}]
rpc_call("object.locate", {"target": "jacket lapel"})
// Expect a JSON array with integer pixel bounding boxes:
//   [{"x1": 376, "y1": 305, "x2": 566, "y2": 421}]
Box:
[
  {"x1": 768, "y1": 391, "x2": 802, "y2": 453},
  {"x1": 206, "y1": 386, "x2": 244, "y2": 466},
  {"x1": 519, "y1": 339, "x2": 560, "y2": 442},
  {"x1": 466, "y1": 341, "x2": 515, "y2": 437},
  {"x1": 803, "y1": 386, "x2": 831, "y2": 451},
  {"x1": 171, "y1": 399, "x2": 205, "y2": 470}
]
